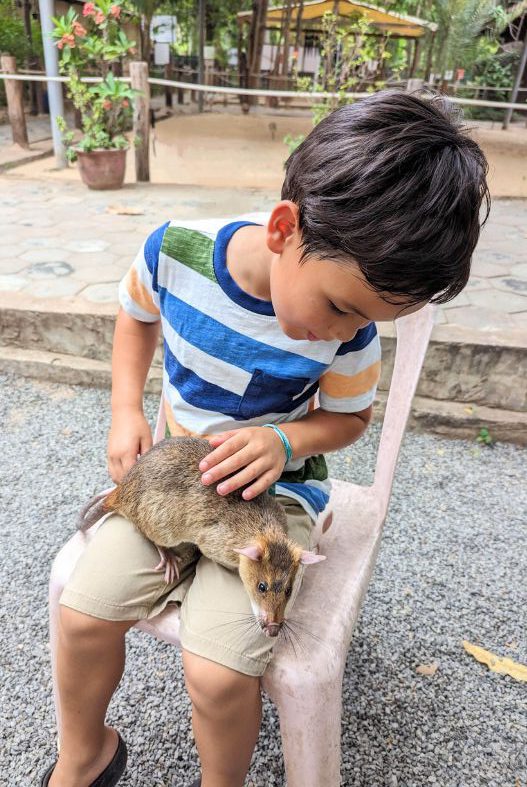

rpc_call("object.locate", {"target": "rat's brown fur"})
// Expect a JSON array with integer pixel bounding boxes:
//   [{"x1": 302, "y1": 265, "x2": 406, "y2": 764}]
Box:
[{"x1": 79, "y1": 437, "x2": 319, "y2": 634}]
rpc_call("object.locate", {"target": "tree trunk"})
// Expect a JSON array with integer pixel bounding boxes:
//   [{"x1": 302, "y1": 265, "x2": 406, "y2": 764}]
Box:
[
  {"x1": 280, "y1": 0, "x2": 294, "y2": 78},
  {"x1": 248, "y1": 0, "x2": 269, "y2": 92},
  {"x1": 1, "y1": 54, "x2": 29, "y2": 148},
  {"x1": 294, "y1": 0, "x2": 304, "y2": 51}
]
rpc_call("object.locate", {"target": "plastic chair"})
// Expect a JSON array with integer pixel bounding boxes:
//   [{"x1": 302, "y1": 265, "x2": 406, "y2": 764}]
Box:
[{"x1": 48, "y1": 304, "x2": 435, "y2": 786}]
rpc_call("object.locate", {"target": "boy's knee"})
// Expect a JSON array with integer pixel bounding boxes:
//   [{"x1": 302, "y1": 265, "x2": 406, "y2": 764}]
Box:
[
  {"x1": 182, "y1": 650, "x2": 260, "y2": 713},
  {"x1": 58, "y1": 605, "x2": 134, "y2": 644}
]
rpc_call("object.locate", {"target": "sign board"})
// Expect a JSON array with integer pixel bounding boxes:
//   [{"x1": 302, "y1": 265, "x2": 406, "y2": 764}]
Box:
[
  {"x1": 151, "y1": 15, "x2": 177, "y2": 44},
  {"x1": 154, "y1": 42, "x2": 170, "y2": 66},
  {"x1": 444, "y1": 70, "x2": 454, "y2": 81}
]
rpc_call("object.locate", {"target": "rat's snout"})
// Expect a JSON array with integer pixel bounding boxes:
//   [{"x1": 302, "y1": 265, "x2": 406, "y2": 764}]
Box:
[{"x1": 263, "y1": 622, "x2": 282, "y2": 638}]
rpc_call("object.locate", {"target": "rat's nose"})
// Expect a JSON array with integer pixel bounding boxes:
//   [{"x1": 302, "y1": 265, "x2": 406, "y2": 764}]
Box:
[{"x1": 265, "y1": 623, "x2": 281, "y2": 638}]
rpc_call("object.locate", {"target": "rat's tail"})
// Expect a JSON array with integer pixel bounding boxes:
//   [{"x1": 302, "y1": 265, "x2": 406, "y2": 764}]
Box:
[{"x1": 77, "y1": 486, "x2": 116, "y2": 531}]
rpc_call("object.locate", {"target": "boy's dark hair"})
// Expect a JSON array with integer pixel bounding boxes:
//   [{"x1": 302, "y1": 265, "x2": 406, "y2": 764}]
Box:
[{"x1": 282, "y1": 90, "x2": 491, "y2": 305}]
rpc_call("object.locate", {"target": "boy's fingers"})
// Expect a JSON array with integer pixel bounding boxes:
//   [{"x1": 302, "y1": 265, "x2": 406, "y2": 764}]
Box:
[
  {"x1": 201, "y1": 445, "x2": 253, "y2": 485},
  {"x1": 241, "y1": 470, "x2": 278, "y2": 500},
  {"x1": 215, "y1": 459, "x2": 267, "y2": 496},
  {"x1": 207, "y1": 430, "x2": 237, "y2": 447},
  {"x1": 120, "y1": 452, "x2": 138, "y2": 478},
  {"x1": 140, "y1": 434, "x2": 153, "y2": 455},
  {"x1": 200, "y1": 434, "x2": 248, "y2": 472},
  {"x1": 108, "y1": 457, "x2": 123, "y2": 485}
]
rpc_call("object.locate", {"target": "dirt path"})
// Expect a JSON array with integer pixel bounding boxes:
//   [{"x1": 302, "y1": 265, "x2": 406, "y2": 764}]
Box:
[{"x1": 6, "y1": 109, "x2": 527, "y2": 197}]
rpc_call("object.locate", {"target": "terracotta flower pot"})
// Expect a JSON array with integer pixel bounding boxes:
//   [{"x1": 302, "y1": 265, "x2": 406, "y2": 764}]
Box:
[{"x1": 76, "y1": 147, "x2": 128, "y2": 190}]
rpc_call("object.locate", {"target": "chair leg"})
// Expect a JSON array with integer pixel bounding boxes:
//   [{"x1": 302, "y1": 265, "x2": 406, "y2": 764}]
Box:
[{"x1": 264, "y1": 672, "x2": 342, "y2": 787}]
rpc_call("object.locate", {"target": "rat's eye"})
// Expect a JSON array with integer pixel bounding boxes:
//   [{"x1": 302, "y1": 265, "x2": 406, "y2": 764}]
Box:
[
  {"x1": 258, "y1": 582, "x2": 268, "y2": 593},
  {"x1": 285, "y1": 586, "x2": 292, "y2": 598}
]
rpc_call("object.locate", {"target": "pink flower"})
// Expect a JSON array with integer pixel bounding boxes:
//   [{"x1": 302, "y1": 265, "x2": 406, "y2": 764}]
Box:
[
  {"x1": 73, "y1": 21, "x2": 87, "y2": 37},
  {"x1": 59, "y1": 33, "x2": 76, "y2": 48},
  {"x1": 122, "y1": 98, "x2": 129, "y2": 108},
  {"x1": 82, "y1": 2, "x2": 96, "y2": 16},
  {"x1": 95, "y1": 11, "x2": 105, "y2": 24},
  {"x1": 103, "y1": 99, "x2": 112, "y2": 110},
  {"x1": 110, "y1": 5, "x2": 121, "y2": 18}
]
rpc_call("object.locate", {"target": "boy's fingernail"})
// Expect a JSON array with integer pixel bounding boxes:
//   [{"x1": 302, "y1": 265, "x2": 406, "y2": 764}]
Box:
[
  {"x1": 202, "y1": 473, "x2": 211, "y2": 483},
  {"x1": 217, "y1": 484, "x2": 227, "y2": 494},
  {"x1": 199, "y1": 460, "x2": 208, "y2": 470}
]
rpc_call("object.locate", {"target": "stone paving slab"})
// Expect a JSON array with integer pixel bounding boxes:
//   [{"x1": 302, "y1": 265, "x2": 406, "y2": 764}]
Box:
[{"x1": 0, "y1": 175, "x2": 526, "y2": 336}]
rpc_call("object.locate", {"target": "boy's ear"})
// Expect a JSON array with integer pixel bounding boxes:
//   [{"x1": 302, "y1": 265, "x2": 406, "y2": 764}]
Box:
[{"x1": 267, "y1": 201, "x2": 299, "y2": 253}]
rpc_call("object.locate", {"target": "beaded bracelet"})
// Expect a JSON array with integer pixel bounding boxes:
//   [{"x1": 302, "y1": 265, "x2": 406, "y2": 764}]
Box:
[{"x1": 262, "y1": 423, "x2": 293, "y2": 464}]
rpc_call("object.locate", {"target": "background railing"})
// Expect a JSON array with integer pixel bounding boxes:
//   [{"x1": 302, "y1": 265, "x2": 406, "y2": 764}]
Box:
[{"x1": 1, "y1": 62, "x2": 526, "y2": 181}]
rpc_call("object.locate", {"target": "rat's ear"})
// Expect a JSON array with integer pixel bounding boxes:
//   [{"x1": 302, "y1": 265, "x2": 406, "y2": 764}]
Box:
[
  {"x1": 300, "y1": 550, "x2": 326, "y2": 565},
  {"x1": 233, "y1": 545, "x2": 263, "y2": 562}
]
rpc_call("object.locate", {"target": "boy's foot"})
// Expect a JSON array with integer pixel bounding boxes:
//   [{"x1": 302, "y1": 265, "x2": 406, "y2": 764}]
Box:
[{"x1": 41, "y1": 728, "x2": 127, "y2": 787}]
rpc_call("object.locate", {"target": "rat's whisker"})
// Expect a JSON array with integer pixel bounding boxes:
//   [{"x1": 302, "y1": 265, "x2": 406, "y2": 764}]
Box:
[
  {"x1": 286, "y1": 616, "x2": 327, "y2": 645},
  {"x1": 282, "y1": 621, "x2": 308, "y2": 658},
  {"x1": 280, "y1": 621, "x2": 301, "y2": 659},
  {"x1": 285, "y1": 618, "x2": 334, "y2": 657}
]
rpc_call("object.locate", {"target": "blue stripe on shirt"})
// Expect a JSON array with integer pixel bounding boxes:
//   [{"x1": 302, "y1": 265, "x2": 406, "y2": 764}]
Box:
[
  {"x1": 164, "y1": 340, "x2": 319, "y2": 419},
  {"x1": 144, "y1": 222, "x2": 169, "y2": 292},
  {"x1": 159, "y1": 286, "x2": 327, "y2": 380},
  {"x1": 336, "y1": 322, "x2": 377, "y2": 355},
  {"x1": 277, "y1": 482, "x2": 330, "y2": 515}
]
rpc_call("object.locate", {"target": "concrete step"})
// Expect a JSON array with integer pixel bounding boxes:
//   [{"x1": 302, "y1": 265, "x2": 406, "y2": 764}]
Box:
[
  {"x1": 1, "y1": 345, "x2": 525, "y2": 446},
  {"x1": 2, "y1": 304, "x2": 526, "y2": 412}
]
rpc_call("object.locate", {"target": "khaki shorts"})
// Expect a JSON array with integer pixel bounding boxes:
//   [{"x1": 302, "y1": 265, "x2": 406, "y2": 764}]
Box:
[{"x1": 60, "y1": 495, "x2": 313, "y2": 677}]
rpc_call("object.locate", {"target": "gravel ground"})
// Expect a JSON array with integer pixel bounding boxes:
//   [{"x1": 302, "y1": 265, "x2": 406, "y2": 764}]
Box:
[{"x1": 1, "y1": 371, "x2": 525, "y2": 787}]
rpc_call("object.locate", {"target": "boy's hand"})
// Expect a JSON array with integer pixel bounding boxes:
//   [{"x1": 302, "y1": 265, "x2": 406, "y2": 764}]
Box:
[
  {"x1": 199, "y1": 427, "x2": 288, "y2": 500},
  {"x1": 108, "y1": 409, "x2": 153, "y2": 484}
]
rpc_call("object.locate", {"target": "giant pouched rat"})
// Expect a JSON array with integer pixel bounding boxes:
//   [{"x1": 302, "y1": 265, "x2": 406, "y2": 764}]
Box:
[{"x1": 79, "y1": 436, "x2": 326, "y2": 638}]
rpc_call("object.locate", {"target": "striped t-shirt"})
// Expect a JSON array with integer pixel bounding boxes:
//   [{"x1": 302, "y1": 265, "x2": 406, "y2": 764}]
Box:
[{"x1": 119, "y1": 213, "x2": 381, "y2": 520}]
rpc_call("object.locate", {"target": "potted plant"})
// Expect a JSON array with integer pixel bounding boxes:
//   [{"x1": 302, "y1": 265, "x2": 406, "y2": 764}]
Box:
[{"x1": 52, "y1": 1, "x2": 139, "y2": 190}]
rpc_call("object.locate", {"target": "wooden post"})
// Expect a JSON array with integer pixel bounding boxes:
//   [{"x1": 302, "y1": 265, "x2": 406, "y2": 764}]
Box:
[
  {"x1": 130, "y1": 61, "x2": 150, "y2": 182},
  {"x1": 198, "y1": 0, "x2": 205, "y2": 112},
  {"x1": 164, "y1": 62, "x2": 173, "y2": 108},
  {"x1": 409, "y1": 37, "x2": 421, "y2": 79},
  {"x1": 425, "y1": 30, "x2": 436, "y2": 82},
  {"x1": 503, "y1": 29, "x2": 527, "y2": 130},
  {"x1": 1, "y1": 55, "x2": 29, "y2": 149}
]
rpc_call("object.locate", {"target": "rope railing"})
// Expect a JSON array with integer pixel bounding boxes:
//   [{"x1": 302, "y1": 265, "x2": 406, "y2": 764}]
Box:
[{"x1": 2, "y1": 70, "x2": 527, "y2": 111}]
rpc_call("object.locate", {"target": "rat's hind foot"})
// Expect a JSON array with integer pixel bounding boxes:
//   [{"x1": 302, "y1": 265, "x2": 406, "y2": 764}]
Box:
[{"x1": 154, "y1": 546, "x2": 183, "y2": 584}]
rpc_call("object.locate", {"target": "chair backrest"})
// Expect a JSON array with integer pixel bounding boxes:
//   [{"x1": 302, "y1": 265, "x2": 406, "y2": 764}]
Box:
[
  {"x1": 371, "y1": 304, "x2": 435, "y2": 519},
  {"x1": 153, "y1": 303, "x2": 435, "y2": 518}
]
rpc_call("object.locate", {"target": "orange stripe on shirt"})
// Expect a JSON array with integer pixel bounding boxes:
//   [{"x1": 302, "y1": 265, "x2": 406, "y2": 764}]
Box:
[
  {"x1": 319, "y1": 360, "x2": 381, "y2": 399},
  {"x1": 126, "y1": 267, "x2": 159, "y2": 315}
]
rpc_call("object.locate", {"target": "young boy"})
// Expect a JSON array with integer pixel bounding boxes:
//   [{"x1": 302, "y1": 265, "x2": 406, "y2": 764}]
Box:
[{"x1": 43, "y1": 90, "x2": 489, "y2": 787}]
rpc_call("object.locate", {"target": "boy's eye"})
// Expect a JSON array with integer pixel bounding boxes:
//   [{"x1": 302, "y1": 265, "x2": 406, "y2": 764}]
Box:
[{"x1": 329, "y1": 301, "x2": 347, "y2": 316}]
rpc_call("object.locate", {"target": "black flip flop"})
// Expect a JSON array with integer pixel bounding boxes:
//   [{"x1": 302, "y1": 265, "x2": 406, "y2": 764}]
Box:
[{"x1": 40, "y1": 731, "x2": 127, "y2": 786}]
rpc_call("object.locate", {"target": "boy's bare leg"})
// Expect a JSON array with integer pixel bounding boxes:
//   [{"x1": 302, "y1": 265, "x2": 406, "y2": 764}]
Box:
[
  {"x1": 49, "y1": 606, "x2": 136, "y2": 787},
  {"x1": 182, "y1": 650, "x2": 262, "y2": 787}
]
